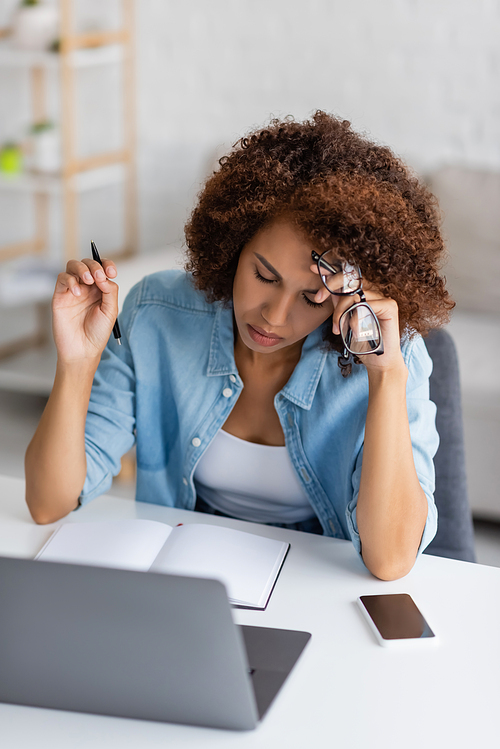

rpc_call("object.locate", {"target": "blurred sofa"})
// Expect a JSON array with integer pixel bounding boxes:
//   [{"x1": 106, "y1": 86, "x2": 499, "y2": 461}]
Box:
[{"x1": 427, "y1": 167, "x2": 500, "y2": 520}]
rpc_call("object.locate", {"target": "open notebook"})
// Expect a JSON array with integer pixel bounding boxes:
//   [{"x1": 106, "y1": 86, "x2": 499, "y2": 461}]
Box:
[{"x1": 35, "y1": 519, "x2": 290, "y2": 610}]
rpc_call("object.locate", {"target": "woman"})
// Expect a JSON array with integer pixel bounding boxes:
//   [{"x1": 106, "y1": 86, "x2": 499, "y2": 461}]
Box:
[{"x1": 25, "y1": 112, "x2": 453, "y2": 580}]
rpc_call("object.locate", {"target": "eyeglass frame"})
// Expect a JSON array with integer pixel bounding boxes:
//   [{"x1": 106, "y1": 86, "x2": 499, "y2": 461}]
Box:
[{"x1": 311, "y1": 249, "x2": 384, "y2": 358}]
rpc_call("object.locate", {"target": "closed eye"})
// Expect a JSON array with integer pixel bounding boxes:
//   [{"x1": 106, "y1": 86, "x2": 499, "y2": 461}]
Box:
[
  {"x1": 303, "y1": 294, "x2": 324, "y2": 309},
  {"x1": 254, "y1": 269, "x2": 276, "y2": 284},
  {"x1": 254, "y1": 267, "x2": 324, "y2": 308}
]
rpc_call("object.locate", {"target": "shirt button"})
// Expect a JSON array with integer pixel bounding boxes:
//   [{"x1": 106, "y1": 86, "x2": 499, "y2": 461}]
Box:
[
  {"x1": 191, "y1": 437, "x2": 201, "y2": 447},
  {"x1": 183, "y1": 477, "x2": 188, "y2": 486},
  {"x1": 229, "y1": 375, "x2": 236, "y2": 383},
  {"x1": 222, "y1": 388, "x2": 233, "y2": 398}
]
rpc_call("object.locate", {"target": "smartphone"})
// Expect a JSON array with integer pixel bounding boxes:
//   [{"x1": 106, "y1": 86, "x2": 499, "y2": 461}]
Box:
[{"x1": 357, "y1": 594, "x2": 437, "y2": 647}]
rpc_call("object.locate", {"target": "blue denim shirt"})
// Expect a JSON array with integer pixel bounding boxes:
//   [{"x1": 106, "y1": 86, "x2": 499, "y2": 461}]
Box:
[{"x1": 81, "y1": 270, "x2": 439, "y2": 557}]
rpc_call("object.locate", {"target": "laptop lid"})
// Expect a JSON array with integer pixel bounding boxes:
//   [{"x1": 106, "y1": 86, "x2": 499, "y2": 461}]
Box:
[
  {"x1": 0, "y1": 556, "x2": 259, "y2": 729},
  {"x1": 0, "y1": 556, "x2": 310, "y2": 731}
]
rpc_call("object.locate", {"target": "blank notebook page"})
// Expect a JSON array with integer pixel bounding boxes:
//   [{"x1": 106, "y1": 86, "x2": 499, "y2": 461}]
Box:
[
  {"x1": 36, "y1": 520, "x2": 173, "y2": 572},
  {"x1": 151, "y1": 523, "x2": 288, "y2": 606}
]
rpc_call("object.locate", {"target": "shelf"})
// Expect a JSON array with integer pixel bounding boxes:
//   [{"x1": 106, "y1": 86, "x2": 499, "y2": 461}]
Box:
[
  {"x1": 0, "y1": 40, "x2": 123, "y2": 69},
  {"x1": 0, "y1": 0, "x2": 136, "y2": 350},
  {"x1": 0, "y1": 164, "x2": 126, "y2": 194}
]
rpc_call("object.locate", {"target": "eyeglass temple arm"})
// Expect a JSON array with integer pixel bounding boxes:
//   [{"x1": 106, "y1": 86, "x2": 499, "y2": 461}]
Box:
[{"x1": 311, "y1": 251, "x2": 340, "y2": 277}]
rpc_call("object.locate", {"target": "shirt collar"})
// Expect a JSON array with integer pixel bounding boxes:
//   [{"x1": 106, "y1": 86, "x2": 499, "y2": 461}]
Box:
[
  {"x1": 207, "y1": 304, "x2": 329, "y2": 410},
  {"x1": 207, "y1": 304, "x2": 238, "y2": 377},
  {"x1": 280, "y1": 325, "x2": 328, "y2": 410}
]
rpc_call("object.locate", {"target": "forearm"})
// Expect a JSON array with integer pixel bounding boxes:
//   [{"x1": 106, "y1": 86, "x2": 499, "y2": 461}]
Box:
[
  {"x1": 356, "y1": 365, "x2": 428, "y2": 580},
  {"x1": 25, "y1": 359, "x2": 99, "y2": 524}
]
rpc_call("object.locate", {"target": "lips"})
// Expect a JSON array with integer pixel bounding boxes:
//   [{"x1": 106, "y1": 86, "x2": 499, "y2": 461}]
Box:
[{"x1": 247, "y1": 324, "x2": 283, "y2": 347}]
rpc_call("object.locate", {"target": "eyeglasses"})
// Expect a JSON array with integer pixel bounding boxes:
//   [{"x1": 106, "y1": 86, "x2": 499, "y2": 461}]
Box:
[{"x1": 311, "y1": 249, "x2": 384, "y2": 359}]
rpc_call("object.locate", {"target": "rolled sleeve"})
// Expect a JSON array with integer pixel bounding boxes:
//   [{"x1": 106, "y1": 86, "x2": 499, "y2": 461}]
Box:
[
  {"x1": 78, "y1": 284, "x2": 141, "y2": 506},
  {"x1": 345, "y1": 335, "x2": 439, "y2": 559}
]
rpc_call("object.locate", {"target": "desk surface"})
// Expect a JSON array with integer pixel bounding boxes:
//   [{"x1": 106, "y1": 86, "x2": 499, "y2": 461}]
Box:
[{"x1": 1, "y1": 474, "x2": 499, "y2": 749}]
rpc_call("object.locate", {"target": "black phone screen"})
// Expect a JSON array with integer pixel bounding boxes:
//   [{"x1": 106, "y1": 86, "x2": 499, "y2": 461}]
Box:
[{"x1": 359, "y1": 593, "x2": 435, "y2": 640}]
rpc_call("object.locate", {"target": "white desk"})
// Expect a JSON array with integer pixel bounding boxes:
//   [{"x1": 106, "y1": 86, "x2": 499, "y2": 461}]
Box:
[{"x1": 1, "y1": 474, "x2": 499, "y2": 749}]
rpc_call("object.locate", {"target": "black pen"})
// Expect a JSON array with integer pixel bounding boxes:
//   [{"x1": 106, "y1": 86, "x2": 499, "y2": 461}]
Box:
[{"x1": 91, "y1": 240, "x2": 122, "y2": 345}]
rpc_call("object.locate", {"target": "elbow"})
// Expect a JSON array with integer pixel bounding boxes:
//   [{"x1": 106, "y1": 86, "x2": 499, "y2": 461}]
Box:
[
  {"x1": 25, "y1": 457, "x2": 81, "y2": 524},
  {"x1": 363, "y1": 551, "x2": 417, "y2": 581},
  {"x1": 25, "y1": 490, "x2": 78, "y2": 525},
  {"x1": 370, "y1": 562, "x2": 414, "y2": 582},
  {"x1": 359, "y1": 522, "x2": 426, "y2": 581},
  {"x1": 26, "y1": 503, "x2": 69, "y2": 526},
  {"x1": 29, "y1": 509, "x2": 63, "y2": 525}
]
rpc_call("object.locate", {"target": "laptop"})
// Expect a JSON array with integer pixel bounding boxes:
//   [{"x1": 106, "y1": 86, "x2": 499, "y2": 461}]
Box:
[{"x1": 0, "y1": 555, "x2": 310, "y2": 731}]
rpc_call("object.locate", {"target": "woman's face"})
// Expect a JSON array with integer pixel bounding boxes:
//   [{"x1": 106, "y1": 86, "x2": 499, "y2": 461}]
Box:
[{"x1": 232, "y1": 219, "x2": 334, "y2": 355}]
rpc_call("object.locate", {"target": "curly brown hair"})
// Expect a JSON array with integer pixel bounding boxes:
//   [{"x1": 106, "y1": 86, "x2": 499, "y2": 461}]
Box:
[{"x1": 185, "y1": 111, "x2": 453, "y2": 357}]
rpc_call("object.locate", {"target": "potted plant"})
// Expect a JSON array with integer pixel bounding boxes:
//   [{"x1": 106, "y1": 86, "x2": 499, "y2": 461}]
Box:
[
  {"x1": 28, "y1": 120, "x2": 60, "y2": 173},
  {"x1": 11, "y1": 0, "x2": 59, "y2": 51}
]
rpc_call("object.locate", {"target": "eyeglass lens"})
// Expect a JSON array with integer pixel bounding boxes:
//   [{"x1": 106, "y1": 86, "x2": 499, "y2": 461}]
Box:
[
  {"x1": 340, "y1": 304, "x2": 381, "y2": 355},
  {"x1": 317, "y1": 250, "x2": 362, "y2": 295}
]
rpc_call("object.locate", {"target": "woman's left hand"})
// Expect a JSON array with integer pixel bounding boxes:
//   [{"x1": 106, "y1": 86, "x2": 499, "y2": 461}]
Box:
[{"x1": 310, "y1": 267, "x2": 406, "y2": 375}]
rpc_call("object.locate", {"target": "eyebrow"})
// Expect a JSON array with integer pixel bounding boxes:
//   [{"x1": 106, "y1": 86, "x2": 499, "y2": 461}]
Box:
[{"x1": 254, "y1": 253, "x2": 321, "y2": 295}]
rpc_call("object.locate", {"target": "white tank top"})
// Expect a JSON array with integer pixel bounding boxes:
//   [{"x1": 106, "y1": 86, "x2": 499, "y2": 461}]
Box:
[{"x1": 193, "y1": 429, "x2": 314, "y2": 523}]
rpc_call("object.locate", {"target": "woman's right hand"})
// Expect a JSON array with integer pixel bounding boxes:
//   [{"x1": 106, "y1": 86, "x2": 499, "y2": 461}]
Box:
[{"x1": 52, "y1": 258, "x2": 119, "y2": 364}]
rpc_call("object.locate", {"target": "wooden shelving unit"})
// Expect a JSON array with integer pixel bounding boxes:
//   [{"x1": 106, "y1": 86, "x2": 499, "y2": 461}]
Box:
[
  {"x1": 0, "y1": 0, "x2": 137, "y2": 379},
  {"x1": 0, "y1": 0, "x2": 136, "y2": 263}
]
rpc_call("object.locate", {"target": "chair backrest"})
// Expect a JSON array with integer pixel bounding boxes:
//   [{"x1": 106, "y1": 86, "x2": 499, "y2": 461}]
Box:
[{"x1": 423, "y1": 329, "x2": 476, "y2": 562}]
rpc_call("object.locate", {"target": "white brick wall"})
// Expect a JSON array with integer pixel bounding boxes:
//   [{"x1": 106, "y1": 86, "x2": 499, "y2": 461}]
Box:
[{"x1": 136, "y1": 0, "x2": 500, "y2": 249}]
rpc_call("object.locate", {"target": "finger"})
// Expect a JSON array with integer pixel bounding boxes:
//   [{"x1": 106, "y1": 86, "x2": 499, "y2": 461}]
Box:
[
  {"x1": 331, "y1": 296, "x2": 354, "y2": 335},
  {"x1": 99, "y1": 258, "x2": 117, "y2": 278},
  {"x1": 312, "y1": 287, "x2": 332, "y2": 305},
  {"x1": 55, "y1": 271, "x2": 84, "y2": 298},
  {"x1": 66, "y1": 259, "x2": 96, "y2": 285},
  {"x1": 309, "y1": 264, "x2": 332, "y2": 304},
  {"x1": 95, "y1": 275, "x2": 119, "y2": 321},
  {"x1": 362, "y1": 297, "x2": 399, "y2": 323},
  {"x1": 80, "y1": 256, "x2": 117, "y2": 279},
  {"x1": 79, "y1": 257, "x2": 111, "y2": 285},
  {"x1": 88, "y1": 267, "x2": 118, "y2": 297},
  {"x1": 62, "y1": 259, "x2": 118, "y2": 298},
  {"x1": 80, "y1": 258, "x2": 119, "y2": 299},
  {"x1": 310, "y1": 262, "x2": 337, "y2": 287}
]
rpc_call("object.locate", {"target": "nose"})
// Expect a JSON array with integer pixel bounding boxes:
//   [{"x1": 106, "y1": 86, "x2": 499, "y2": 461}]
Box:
[{"x1": 261, "y1": 292, "x2": 294, "y2": 328}]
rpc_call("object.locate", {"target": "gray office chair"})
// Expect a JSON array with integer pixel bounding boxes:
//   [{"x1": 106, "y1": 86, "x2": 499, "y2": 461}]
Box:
[{"x1": 423, "y1": 329, "x2": 476, "y2": 562}]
